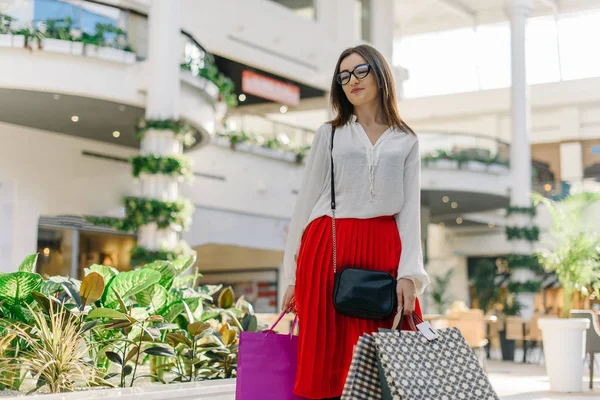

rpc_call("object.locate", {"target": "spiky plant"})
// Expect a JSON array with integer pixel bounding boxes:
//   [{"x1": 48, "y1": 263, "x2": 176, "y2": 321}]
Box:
[
  {"x1": 534, "y1": 192, "x2": 600, "y2": 318},
  {"x1": 10, "y1": 303, "x2": 101, "y2": 393}
]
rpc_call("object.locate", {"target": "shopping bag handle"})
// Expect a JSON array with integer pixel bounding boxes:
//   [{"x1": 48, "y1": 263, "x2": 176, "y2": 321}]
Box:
[
  {"x1": 392, "y1": 307, "x2": 424, "y2": 332},
  {"x1": 262, "y1": 311, "x2": 298, "y2": 340}
]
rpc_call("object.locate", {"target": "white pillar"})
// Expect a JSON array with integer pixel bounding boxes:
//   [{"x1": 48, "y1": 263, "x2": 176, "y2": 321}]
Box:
[
  {"x1": 370, "y1": 0, "x2": 394, "y2": 63},
  {"x1": 506, "y1": 0, "x2": 533, "y2": 211},
  {"x1": 506, "y1": 0, "x2": 534, "y2": 255},
  {"x1": 506, "y1": 0, "x2": 536, "y2": 318},
  {"x1": 316, "y1": 0, "x2": 355, "y2": 47},
  {"x1": 138, "y1": 0, "x2": 181, "y2": 252},
  {"x1": 421, "y1": 205, "x2": 431, "y2": 312}
]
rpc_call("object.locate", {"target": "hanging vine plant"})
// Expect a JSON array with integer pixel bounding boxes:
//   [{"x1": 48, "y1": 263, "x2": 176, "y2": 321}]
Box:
[
  {"x1": 505, "y1": 253, "x2": 544, "y2": 273},
  {"x1": 506, "y1": 226, "x2": 540, "y2": 242},
  {"x1": 124, "y1": 197, "x2": 194, "y2": 231},
  {"x1": 135, "y1": 119, "x2": 196, "y2": 147},
  {"x1": 131, "y1": 154, "x2": 192, "y2": 179},
  {"x1": 506, "y1": 205, "x2": 537, "y2": 217},
  {"x1": 508, "y1": 280, "x2": 542, "y2": 294}
]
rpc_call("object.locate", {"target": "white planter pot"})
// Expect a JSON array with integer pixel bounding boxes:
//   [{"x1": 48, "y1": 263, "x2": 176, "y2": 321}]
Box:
[
  {"x1": 211, "y1": 136, "x2": 230, "y2": 148},
  {"x1": 140, "y1": 173, "x2": 179, "y2": 202},
  {"x1": 283, "y1": 152, "x2": 298, "y2": 163},
  {"x1": 432, "y1": 159, "x2": 458, "y2": 169},
  {"x1": 464, "y1": 161, "x2": 487, "y2": 172},
  {"x1": 71, "y1": 41, "x2": 84, "y2": 56},
  {"x1": 538, "y1": 318, "x2": 590, "y2": 393},
  {"x1": 0, "y1": 34, "x2": 12, "y2": 47},
  {"x1": 123, "y1": 50, "x2": 136, "y2": 64},
  {"x1": 41, "y1": 38, "x2": 73, "y2": 54},
  {"x1": 235, "y1": 142, "x2": 251, "y2": 152},
  {"x1": 487, "y1": 163, "x2": 509, "y2": 174},
  {"x1": 97, "y1": 46, "x2": 128, "y2": 63},
  {"x1": 84, "y1": 44, "x2": 99, "y2": 58}
]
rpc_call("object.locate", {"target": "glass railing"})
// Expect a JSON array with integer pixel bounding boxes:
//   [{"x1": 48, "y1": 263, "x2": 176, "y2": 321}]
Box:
[
  {"x1": 419, "y1": 131, "x2": 510, "y2": 167},
  {"x1": 221, "y1": 113, "x2": 315, "y2": 149}
]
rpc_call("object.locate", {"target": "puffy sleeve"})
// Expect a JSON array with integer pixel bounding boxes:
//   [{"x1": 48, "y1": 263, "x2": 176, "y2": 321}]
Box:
[
  {"x1": 394, "y1": 139, "x2": 430, "y2": 295},
  {"x1": 282, "y1": 124, "x2": 330, "y2": 285}
]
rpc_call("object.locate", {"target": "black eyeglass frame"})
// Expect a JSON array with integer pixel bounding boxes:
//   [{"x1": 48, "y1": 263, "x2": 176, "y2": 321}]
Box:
[{"x1": 336, "y1": 63, "x2": 372, "y2": 85}]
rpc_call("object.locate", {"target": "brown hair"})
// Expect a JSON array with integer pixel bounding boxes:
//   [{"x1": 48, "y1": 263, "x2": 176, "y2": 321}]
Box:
[{"x1": 329, "y1": 44, "x2": 415, "y2": 135}]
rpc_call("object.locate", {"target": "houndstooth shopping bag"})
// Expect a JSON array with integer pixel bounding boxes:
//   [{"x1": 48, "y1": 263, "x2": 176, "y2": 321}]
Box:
[
  {"x1": 341, "y1": 334, "x2": 382, "y2": 400},
  {"x1": 373, "y1": 327, "x2": 500, "y2": 400}
]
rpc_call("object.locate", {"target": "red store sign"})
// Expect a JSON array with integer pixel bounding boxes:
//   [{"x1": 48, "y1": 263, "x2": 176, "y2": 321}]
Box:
[{"x1": 241, "y1": 70, "x2": 300, "y2": 106}]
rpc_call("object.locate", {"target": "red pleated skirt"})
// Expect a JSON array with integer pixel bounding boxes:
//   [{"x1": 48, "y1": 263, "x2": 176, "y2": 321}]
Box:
[{"x1": 293, "y1": 215, "x2": 422, "y2": 399}]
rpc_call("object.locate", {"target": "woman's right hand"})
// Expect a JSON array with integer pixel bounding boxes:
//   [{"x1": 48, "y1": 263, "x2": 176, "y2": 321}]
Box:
[{"x1": 281, "y1": 285, "x2": 296, "y2": 313}]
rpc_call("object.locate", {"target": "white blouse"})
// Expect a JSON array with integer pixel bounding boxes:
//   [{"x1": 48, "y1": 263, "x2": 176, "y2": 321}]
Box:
[{"x1": 283, "y1": 116, "x2": 430, "y2": 295}]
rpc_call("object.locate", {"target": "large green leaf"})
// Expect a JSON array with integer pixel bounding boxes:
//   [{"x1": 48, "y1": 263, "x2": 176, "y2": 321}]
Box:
[
  {"x1": 87, "y1": 308, "x2": 127, "y2": 320},
  {"x1": 0, "y1": 272, "x2": 43, "y2": 308},
  {"x1": 143, "y1": 261, "x2": 176, "y2": 290},
  {"x1": 161, "y1": 297, "x2": 200, "y2": 322},
  {"x1": 18, "y1": 254, "x2": 39, "y2": 273},
  {"x1": 85, "y1": 264, "x2": 118, "y2": 285},
  {"x1": 172, "y1": 255, "x2": 196, "y2": 276},
  {"x1": 103, "y1": 269, "x2": 161, "y2": 308},
  {"x1": 136, "y1": 284, "x2": 168, "y2": 311}
]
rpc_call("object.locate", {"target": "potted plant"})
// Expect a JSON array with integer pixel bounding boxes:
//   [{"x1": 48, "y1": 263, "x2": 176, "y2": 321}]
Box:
[
  {"x1": 38, "y1": 18, "x2": 83, "y2": 55},
  {"x1": 534, "y1": 192, "x2": 600, "y2": 392},
  {"x1": 431, "y1": 269, "x2": 454, "y2": 314},
  {"x1": 498, "y1": 295, "x2": 521, "y2": 361}
]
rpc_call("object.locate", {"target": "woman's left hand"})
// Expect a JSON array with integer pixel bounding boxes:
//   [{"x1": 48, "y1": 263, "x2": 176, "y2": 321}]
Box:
[{"x1": 397, "y1": 278, "x2": 416, "y2": 315}]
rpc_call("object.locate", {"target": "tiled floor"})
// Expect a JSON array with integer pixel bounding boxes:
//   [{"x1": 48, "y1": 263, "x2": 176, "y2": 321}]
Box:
[{"x1": 488, "y1": 360, "x2": 600, "y2": 399}]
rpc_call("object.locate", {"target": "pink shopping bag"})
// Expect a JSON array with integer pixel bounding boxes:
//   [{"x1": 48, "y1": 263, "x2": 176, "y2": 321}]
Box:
[{"x1": 236, "y1": 312, "x2": 306, "y2": 399}]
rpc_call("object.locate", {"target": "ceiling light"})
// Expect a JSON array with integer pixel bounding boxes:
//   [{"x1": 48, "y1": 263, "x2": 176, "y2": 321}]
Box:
[
  {"x1": 238, "y1": 94, "x2": 246, "y2": 102},
  {"x1": 280, "y1": 105, "x2": 288, "y2": 114},
  {"x1": 53, "y1": 94, "x2": 60, "y2": 100},
  {"x1": 113, "y1": 131, "x2": 121, "y2": 138},
  {"x1": 456, "y1": 217, "x2": 463, "y2": 224},
  {"x1": 71, "y1": 115, "x2": 79, "y2": 122},
  {"x1": 544, "y1": 183, "x2": 552, "y2": 191},
  {"x1": 442, "y1": 196, "x2": 449, "y2": 203},
  {"x1": 43, "y1": 247, "x2": 50, "y2": 256},
  {"x1": 118, "y1": 105, "x2": 126, "y2": 112},
  {"x1": 451, "y1": 202, "x2": 458, "y2": 209},
  {"x1": 489, "y1": 223, "x2": 495, "y2": 228}
]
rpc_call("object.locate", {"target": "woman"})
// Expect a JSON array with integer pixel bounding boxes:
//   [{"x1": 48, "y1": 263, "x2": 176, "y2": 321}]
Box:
[{"x1": 281, "y1": 45, "x2": 430, "y2": 400}]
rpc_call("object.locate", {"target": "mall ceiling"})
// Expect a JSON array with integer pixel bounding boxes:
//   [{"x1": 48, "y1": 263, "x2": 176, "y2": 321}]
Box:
[
  {"x1": 395, "y1": 0, "x2": 600, "y2": 36},
  {"x1": 0, "y1": 88, "x2": 144, "y2": 148}
]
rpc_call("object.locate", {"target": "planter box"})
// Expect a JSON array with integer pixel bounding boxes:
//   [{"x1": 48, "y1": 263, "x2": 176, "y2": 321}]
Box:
[
  {"x1": 235, "y1": 142, "x2": 251, "y2": 152},
  {"x1": 431, "y1": 159, "x2": 458, "y2": 170},
  {"x1": 0, "y1": 34, "x2": 25, "y2": 48},
  {"x1": 97, "y1": 46, "x2": 135, "y2": 64},
  {"x1": 0, "y1": 379, "x2": 236, "y2": 400},
  {"x1": 487, "y1": 163, "x2": 509, "y2": 174},
  {"x1": 84, "y1": 44, "x2": 99, "y2": 58},
  {"x1": 41, "y1": 38, "x2": 73, "y2": 54},
  {"x1": 463, "y1": 160, "x2": 487, "y2": 172},
  {"x1": 282, "y1": 151, "x2": 297, "y2": 163},
  {"x1": 211, "y1": 135, "x2": 231, "y2": 148}
]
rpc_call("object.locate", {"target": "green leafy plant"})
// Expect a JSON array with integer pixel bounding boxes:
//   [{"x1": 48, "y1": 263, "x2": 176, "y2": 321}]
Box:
[
  {"x1": 471, "y1": 259, "x2": 501, "y2": 313},
  {"x1": 131, "y1": 155, "x2": 192, "y2": 180},
  {"x1": 135, "y1": 119, "x2": 196, "y2": 147},
  {"x1": 431, "y1": 269, "x2": 454, "y2": 314},
  {"x1": 507, "y1": 280, "x2": 542, "y2": 294},
  {"x1": 505, "y1": 253, "x2": 543, "y2": 273},
  {"x1": 534, "y1": 192, "x2": 600, "y2": 318},
  {"x1": 506, "y1": 205, "x2": 537, "y2": 217},
  {"x1": 505, "y1": 226, "x2": 540, "y2": 242},
  {"x1": 0, "y1": 13, "x2": 15, "y2": 34},
  {"x1": 502, "y1": 294, "x2": 522, "y2": 316}
]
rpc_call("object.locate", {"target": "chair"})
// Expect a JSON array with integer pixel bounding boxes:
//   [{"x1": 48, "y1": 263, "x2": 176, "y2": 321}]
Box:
[
  {"x1": 523, "y1": 314, "x2": 545, "y2": 364},
  {"x1": 570, "y1": 310, "x2": 600, "y2": 389},
  {"x1": 447, "y1": 309, "x2": 488, "y2": 370}
]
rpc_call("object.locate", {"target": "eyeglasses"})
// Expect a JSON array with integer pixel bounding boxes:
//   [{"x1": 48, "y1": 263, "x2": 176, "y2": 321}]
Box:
[{"x1": 336, "y1": 63, "x2": 371, "y2": 85}]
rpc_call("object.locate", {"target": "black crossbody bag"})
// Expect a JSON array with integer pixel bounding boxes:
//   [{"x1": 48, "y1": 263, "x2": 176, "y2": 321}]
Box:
[{"x1": 330, "y1": 126, "x2": 398, "y2": 320}]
